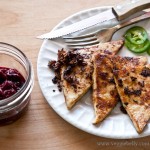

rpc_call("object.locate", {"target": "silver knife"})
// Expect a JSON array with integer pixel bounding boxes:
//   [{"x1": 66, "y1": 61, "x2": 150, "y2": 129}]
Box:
[{"x1": 37, "y1": 0, "x2": 150, "y2": 39}]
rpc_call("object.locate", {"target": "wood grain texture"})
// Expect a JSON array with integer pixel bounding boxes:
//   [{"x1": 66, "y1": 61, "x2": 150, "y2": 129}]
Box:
[{"x1": 0, "y1": 0, "x2": 149, "y2": 150}]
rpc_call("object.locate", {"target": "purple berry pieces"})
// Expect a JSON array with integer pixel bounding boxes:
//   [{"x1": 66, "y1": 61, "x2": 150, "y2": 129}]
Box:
[{"x1": 0, "y1": 67, "x2": 25, "y2": 100}]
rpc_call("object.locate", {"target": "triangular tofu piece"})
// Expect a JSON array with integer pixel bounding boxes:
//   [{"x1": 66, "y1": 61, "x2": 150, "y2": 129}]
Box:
[
  {"x1": 92, "y1": 54, "x2": 119, "y2": 124},
  {"x1": 61, "y1": 40, "x2": 124, "y2": 109},
  {"x1": 112, "y1": 56, "x2": 150, "y2": 133},
  {"x1": 60, "y1": 55, "x2": 92, "y2": 109}
]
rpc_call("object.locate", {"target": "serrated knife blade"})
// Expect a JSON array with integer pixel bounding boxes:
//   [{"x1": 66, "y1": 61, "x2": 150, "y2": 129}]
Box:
[
  {"x1": 37, "y1": 0, "x2": 150, "y2": 39},
  {"x1": 37, "y1": 9, "x2": 115, "y2": 39}
]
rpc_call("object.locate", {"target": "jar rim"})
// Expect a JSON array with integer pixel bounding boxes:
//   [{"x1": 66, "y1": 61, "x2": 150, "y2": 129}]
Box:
[{"x1": 0, "y1": 42, "x2": 34, "y2": 106}]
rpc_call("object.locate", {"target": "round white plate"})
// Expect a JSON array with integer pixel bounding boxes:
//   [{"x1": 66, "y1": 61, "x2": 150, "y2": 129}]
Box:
[{"x1": 37, "y1": 6, "x2": 150, "y2": 139}]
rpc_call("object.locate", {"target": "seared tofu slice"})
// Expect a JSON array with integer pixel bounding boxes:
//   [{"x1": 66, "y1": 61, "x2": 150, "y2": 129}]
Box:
[
  {"x1": 112, "y1": 56, "x2": 150, "y2": 133},
  {"x1": 92, "y1": 54, "x2": 119, "y2": 124}
]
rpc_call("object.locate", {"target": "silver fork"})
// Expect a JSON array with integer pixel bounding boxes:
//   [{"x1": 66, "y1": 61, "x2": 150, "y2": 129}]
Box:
[{"x1": 63, "y1": 11, "x2": 150, "y2": 49}]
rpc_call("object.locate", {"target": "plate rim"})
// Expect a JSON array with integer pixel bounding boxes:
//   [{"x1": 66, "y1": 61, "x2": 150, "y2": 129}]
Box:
[{"x1": 37, "y1": 6, "x2": 150, "y2": 139}]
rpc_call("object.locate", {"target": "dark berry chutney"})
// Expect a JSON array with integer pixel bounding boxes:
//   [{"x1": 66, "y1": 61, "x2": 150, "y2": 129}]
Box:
[
  {"x1": 0, "y1": 67, "x2": 25, "y2": 100},
  {"x1": 0, "y1": 66, "x2": 29, "y2": 125}
]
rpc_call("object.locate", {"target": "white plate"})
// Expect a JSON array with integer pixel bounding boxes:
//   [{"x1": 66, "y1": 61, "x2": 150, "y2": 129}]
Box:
[{"x1": 37, "y1": 6, "x2": 150, "y2": 139}]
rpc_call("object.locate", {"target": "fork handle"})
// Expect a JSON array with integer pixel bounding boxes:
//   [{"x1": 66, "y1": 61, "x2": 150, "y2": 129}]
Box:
[
  {"x1": 115, "y1": 11, "x2": 150, "y2": 31},
  {"x1": 113, "y1": 0, "x2": 150, "y2": 21}
]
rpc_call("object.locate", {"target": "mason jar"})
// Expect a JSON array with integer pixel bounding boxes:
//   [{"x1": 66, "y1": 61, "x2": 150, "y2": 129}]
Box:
[{"x1": 0, "y1": 42, "x2": 34, "y2": 125}]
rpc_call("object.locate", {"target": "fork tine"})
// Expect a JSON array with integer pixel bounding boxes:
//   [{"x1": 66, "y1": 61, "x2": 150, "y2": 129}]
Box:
[
  {"x1": 64, "y1": 36, "x2": 97, "y2": 43},
  {"x1": 67, "y1": 39, "x2": 99, "y2": 49},
  {"x1": 63, "y1": 32, "x2": 96, "y2": 40}
]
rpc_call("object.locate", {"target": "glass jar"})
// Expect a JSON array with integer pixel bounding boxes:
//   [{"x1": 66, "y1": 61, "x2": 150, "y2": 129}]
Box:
[{"x1": 0, "y1": 42, "x2": 34, "y2": 125}]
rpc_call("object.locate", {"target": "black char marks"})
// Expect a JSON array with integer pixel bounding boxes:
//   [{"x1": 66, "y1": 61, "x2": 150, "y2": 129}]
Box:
[
  {"x1": 124, "y1": 87, "x2": 141, "y2": 96},
  {"x1": 141, "y1": 67, "x2": 150, "y2": 77}
]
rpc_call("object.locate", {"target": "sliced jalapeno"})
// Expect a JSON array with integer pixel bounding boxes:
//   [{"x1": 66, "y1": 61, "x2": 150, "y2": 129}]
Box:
[
  {"x1": 124, "y1": 26, "x2": 148, "y2": 45},
  {"x1": 125, "y1": 39, "x2": 150, "y2": 53},
  {"x1": 146, "y1": 42, "x2": 150, "y2": 55}
]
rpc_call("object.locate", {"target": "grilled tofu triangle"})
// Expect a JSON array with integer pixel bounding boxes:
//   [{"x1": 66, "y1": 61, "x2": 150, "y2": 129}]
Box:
[
  {"x1": 112, "y1": 56, "x2": 150, "y2": 133},
  {"x1": 92, "y1": 54, "x2": 119, "y2": 124}
]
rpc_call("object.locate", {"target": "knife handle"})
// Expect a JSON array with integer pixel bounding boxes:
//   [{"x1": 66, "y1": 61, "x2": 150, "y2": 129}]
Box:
[
  {"x1": 112, "y1": 0, "x2": 150, "y2": 21},
  {"x1": 115, "y1": 11, "x2": 150, "y2": 30}
]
